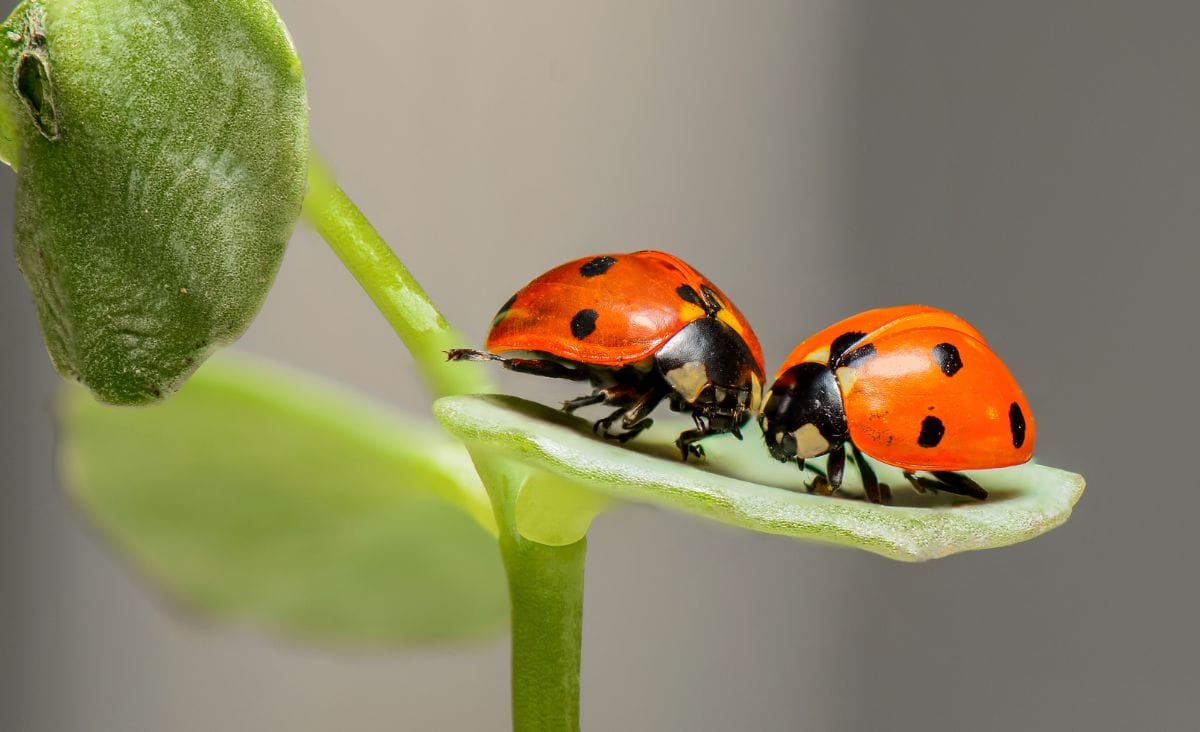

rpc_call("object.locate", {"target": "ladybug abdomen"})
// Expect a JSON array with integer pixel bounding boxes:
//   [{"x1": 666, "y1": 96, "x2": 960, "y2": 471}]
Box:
[{"x1": 838, "y1": 327, "x2": 1035, "y2": 471}]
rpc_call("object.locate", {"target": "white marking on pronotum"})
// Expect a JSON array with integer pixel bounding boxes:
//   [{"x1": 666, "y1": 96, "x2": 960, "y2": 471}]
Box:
[
  {"x1": 792, "y1": 423, "x2": 830, "y2": 458},
  {"x1": 665, "y1": 361, "x2": 709, "y2": 403},
  {"x1": 835, "y1": 366, "x2": 857, "y2": 392}
]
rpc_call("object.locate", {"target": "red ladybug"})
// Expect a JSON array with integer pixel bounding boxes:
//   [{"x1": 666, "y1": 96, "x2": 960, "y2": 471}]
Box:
[
  {"x1": 448, "y1": 251, "x2": 765, "y2": 459},
  {"x1": 758, "y1": 305, "x2": 1035, "y2": 503}
]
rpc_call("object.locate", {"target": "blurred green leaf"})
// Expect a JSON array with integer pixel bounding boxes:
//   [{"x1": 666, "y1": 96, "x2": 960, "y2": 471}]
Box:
[
  {"x1": 2, "y1": 0, "x2": 308, "y2": 404},
  {"x1": 435, "y1": 394, "x2": 1085, "y2": 562},
  {"x1": 60, "y1": 357, "x2": 507, "y2": 645}
]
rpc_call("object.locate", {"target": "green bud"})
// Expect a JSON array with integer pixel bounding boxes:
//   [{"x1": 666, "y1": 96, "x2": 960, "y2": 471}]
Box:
[{"x1": 1, "y1": 0, "x2": 308, "y2": 404}]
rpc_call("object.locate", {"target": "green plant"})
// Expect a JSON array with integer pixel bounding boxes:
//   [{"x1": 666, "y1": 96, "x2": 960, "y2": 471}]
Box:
[{"x1": 2, "y1": 2, "x2": 1084, "y2": 730}]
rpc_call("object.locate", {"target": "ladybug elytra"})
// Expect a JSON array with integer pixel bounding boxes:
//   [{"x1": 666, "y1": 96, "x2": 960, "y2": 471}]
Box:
[
  {"x1": 759, "y1": 305, "x2": 1035, "y2": 503},
  {"x1": 448, "y1": 251, "x2": 765, "y2": 459}
]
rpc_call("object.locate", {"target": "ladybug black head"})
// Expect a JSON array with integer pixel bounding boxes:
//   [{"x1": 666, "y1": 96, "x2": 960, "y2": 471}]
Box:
[
  {"x1": 654, "y1": 318, "x2": 763, "y2": 430},
  {"x1": 759, "y1": 362, "x2": 849, "y2": 462}
]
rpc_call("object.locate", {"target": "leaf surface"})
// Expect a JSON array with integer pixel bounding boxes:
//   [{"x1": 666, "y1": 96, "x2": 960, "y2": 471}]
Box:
[
  {"x1": 61, "y1": 357, "x2": 507, "y2": 645},
  {"x1": 3, "y1": 0, "x2": 308, "y2": 403},
  {"x1": 436, "y1": 394, "x2": 1085, "y2": 562}
]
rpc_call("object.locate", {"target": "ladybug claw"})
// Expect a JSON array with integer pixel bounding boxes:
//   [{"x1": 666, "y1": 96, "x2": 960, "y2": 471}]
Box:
[
  {"x1": 806, "y1": 476, "x2": 833, "y2": 496},
  {"x1": 592, "y1": 415, "x2": 618, "y2": 435},
  {"x1": 614, "y1": 419, "x2": 653, "y2": 443},
  {"x1": 674, "y1": 438, "x2": 706, "y2": 462}
]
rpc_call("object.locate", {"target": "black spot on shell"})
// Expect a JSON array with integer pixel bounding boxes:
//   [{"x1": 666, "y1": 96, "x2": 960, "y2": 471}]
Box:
[
  {"x1": 491, "y1": 293, "x2": 517, "y2": 326},
  {"x1": 676, "y1": 285, "x2": 705, "y2": 308},
  {"x1": 917, "y1": 415, "x2": 945, "y2": 448},
  {"x1": 580, "y1": 256, "x2": 617, "y2": 277},
  {"x1": 932, "y1": 342, "x2": 964, "y2": 376},
  {"x1": 570, "y1": 309, "x2": 599, "y2": 340},
  {"x1": 841, "y1": 342, "x2": 877, "y2": 367},
  {"x1": 1009, "y1": 402, "x2": 1027, "y2": 449},
  {"x1": 829, "y1": 331, "x2": 867, "y2": 365},
  {"x1": 699, "y1": 285, "x2": 724, "y2": 313}
]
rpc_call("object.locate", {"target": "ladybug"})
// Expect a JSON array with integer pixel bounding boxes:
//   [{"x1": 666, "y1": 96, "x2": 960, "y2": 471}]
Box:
[
  {"x1": 448, "y1": 251, "x2": 765, "y2": 459},
  {"x1": 758, "y1": 305, "x2": 1035, "y2": 503}
]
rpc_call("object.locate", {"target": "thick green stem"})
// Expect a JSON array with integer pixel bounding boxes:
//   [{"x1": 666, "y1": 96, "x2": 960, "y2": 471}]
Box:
[
  {"x1": 504, "y1": 533, "x2": 586, "y2": 731},
  {"x1": 302, "y1": 159, "x2": 491, "y2": 398},
  {"x1": 479, "y1": 459, "x2": 585, "y2": 732},
  {"x1": 304, "y1": 158, "x2": 584, "y2": 731}
]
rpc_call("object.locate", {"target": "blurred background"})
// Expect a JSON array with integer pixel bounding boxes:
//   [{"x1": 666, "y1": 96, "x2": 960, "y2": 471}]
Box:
[{"x1": 2, "y1": 1, "x2": 1198, "y2": 729}]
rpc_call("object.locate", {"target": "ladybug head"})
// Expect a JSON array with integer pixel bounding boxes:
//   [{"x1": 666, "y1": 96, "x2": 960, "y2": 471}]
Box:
[
  {"x1": 654, "y1": 318, "x2": 763, "y2": 431},
  {"x1": 759, "y1": 362, "x2": 849, "y2": 462}
]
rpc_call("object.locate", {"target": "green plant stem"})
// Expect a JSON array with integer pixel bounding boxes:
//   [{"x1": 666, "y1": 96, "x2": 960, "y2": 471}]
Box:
[
  {"x1": 478, "y1": 458, "x2": 585, "y2": 732},
  {"x1": 304, "y1": 157, "x2": 585, "y2": 731},
  {"x1": 303, "y1": 159, "x2": 492, "y2": 398},
  {"x1": 504, "y1": 535, "x2": 586, "y2": 732}
]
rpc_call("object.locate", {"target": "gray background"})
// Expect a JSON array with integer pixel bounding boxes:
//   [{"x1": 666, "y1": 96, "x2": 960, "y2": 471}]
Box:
[{"x1": 2, "y1": 1, "x2": 1197, "y2": 730}]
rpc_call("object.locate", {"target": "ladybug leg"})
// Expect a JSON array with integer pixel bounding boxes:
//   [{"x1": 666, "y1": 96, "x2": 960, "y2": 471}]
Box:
[
  {"x1": 674, "y1": 431, "x2": 705, "y2": 461},
  {"x1": 562, "y1": 391, "x2": 607, "y2": 413},
  {"x1": 794, "y1": 447, "x2": 846, "y2": 495},
  {"x1": 903, "y1": 471, "x2": 932, "y2": 494},
  {"x1": 789, "y1": 460, "x2": 832, "y2": 495},
  {"x1": 674, "y1": 414, "x2": 711, "y2": 461},
  {"x1": 446, "y1": 348, "x2": 502, "y2": 363},
  {"x1": 807, "y1": 475, "x2": 834, "y2": 496},
  {"x1": 825, "y1": 443, "x2": 846, "y2": 494},
  {"x1": 613, "y1": 393, "x2": 665, "y2": 443},
  {"x1": 613, "y1": 420, "x2": 655, "y2": 443},
  {"x1": 929, "y1": 471, "x2": 988, "y2": 500},
  {"x1": 498, "y1": 357, "x2": 590, "y2": 381},
  {"x1": 848, "y1": 442, "x2": 889, "y2": 504},
  {"x1": 445, "y1": 350, "x2": 589, "y2": 381},
  {"x1": 902, "y1": 471, "x2": 987, "y2": 501},
  {"x1": 593, "y1": 387, "x2": 666, "y2": 444},
  {"x1": 592, "y1": 406, "x2": 627, "y2": 436}
]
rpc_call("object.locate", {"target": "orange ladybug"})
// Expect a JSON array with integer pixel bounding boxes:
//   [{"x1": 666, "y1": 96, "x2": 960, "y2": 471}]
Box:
[
  {"x1": 448, "y1": 251, "x2": 765, "y2": 459},
  {"x1": 758, "y1": 305, "x2": 1035, "y2": 503}
]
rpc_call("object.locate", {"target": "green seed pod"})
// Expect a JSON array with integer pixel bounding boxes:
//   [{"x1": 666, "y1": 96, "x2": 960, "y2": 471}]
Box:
[{"x1": 1, "y1": 0, "x2": 308, "y2": 404}]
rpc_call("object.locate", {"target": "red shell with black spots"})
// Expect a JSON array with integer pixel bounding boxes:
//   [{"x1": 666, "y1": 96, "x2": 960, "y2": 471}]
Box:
[
  {"x1": 776, "y1": 305, "x2": 1035, "y2": 471},
  {"x1": 486, "y1": 250, "x2": 765, "y2": 372}
]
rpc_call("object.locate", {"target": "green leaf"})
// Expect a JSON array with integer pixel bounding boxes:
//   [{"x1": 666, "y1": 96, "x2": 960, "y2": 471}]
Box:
[
  {"x1": 60, "y1": 357, "x2": 507, "y2": 645},
  {"x1": 514, "y1": 470, "x2": 612, "y2": 547},
  {"x1": 435, "y1": 395, "x2": 1085, "y2": 562},
  {"x1": 1, "y1": 0, "x2": 308, "y2": 404}
]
